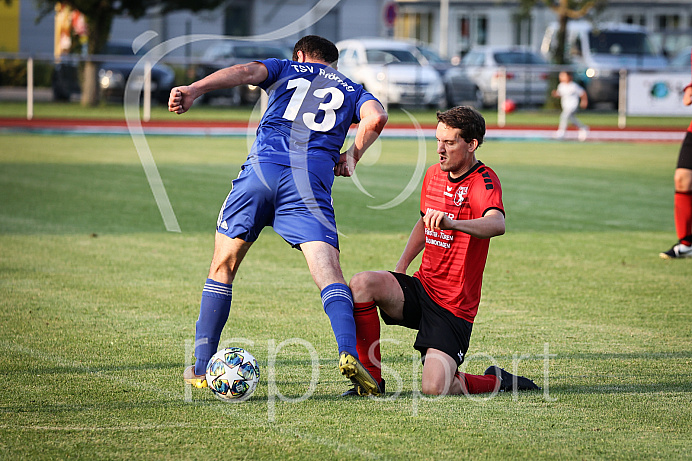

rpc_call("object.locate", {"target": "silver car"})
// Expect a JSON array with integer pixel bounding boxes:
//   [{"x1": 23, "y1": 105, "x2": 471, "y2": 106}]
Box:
[
  {"x1": 336, "y1": 38, "x2": 445, "y2": 108},
  {"x1": 458, "y1": 46, "x2": 550, "y2": 108},
  {"x1": 195, "y1": 41, "x2": 292, "y2": 105}
]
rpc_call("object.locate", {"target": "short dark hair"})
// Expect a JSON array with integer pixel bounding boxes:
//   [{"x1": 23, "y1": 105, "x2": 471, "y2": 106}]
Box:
[
  {"x1": 436, "y1": 106, "x2": 486, "y2": 148},
  {"x1": 293, "y1": 35, "x2": 339, "y2": 65}
]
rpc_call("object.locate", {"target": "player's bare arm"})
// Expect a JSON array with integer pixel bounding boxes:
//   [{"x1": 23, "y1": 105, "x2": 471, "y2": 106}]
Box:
[
  {"x1": 335, "y1": 100, "x2": 388, "y2": 177},
  {"x1": 168, "y1": 61, "x2": 269, "y2": 115},
  {"x1": 394, "y1": 217, "x2": 426, "y2": 273},
  {"x1": 424, "y1": 209, "x2": 505, "y2": 239},
  {"x1": 683, "y1": 85, "x2": 692, "y2": 106}
]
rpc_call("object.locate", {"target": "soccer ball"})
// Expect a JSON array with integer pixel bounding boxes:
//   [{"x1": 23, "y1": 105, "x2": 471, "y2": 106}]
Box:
[
  {"x1": 503, "y1": 99, "x2": 516, "y2": 114},
  {"x1": 205, "y1": 347, "x2": 260, "y2": 401}
]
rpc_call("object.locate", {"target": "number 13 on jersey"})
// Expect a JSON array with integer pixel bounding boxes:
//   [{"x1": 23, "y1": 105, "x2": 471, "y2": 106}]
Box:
[{"x1": 282, "y1": 78, "x2": 345, "y2": 132}]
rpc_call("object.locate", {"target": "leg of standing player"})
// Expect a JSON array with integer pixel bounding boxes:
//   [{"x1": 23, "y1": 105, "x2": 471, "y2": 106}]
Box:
[
  {"x1": 301, "y1": 240, "x2": 356, "y2": 356},
  {"x1": 301, "y1": 241, "x2": 381, "y2": 395},
  {"x1": 186, "y1": 233, "x2": 252, "y2": 383},
  {"x1": 661, "y1": 131, "x2": 692, "y2": 258},
  {"x1": 674, "y1": 166, "x2": 692, "y2": 243}
]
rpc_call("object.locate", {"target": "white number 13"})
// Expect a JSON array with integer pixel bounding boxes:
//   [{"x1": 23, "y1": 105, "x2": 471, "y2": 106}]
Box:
[{"x1": 282, "y1": 78, "x2": 344, "y2": 132}]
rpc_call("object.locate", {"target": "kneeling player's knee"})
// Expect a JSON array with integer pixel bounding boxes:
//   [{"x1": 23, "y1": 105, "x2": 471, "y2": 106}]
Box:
[
  {"x1": 421, "y1": 377, "x2": 448, "y2": 396},
  {"x1": 349, "y1": 272, "x2": 377, "y2": 299}
]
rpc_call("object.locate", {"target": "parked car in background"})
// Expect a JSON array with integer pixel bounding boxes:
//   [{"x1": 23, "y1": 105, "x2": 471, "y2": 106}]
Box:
[
  {"x1": 541, "y1": 21, "x2": 668, "y2": 108},
  {"x1": 195, "y1": 41, "x2": 292, "y2": 105},
  {"x1": 52, "y1": 41, "x2": 175, "y2": 103},
  {"x1": 413, "y1": 43, "x2": 479, "y2": 108},
  {"x1": 335, "y1": 38, "x2": 445, "y2": 108},
  {"x1": 668, "y1": 46, "x2": 691, "y2": 72},
  {"x1": 650, "y1": 29, "x2": 692, "y2": 60},
  {"x1": 458, "y1": 46, "x2": 550, "y2": 108}
]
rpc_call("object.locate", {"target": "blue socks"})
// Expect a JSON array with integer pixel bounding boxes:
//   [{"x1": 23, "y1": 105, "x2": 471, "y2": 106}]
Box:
[
  {"x1": 321, "y1": 283, "x2": 358, "y2": 358},
  {"x1": 194, "y1": 279, "x2": 232, "y2": 375},
  {"x1": 194, "y1": 280, "x2": 358, "y2": 374}
]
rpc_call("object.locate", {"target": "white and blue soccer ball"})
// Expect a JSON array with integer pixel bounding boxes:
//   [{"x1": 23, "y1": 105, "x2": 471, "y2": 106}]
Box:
[{"x1": 206, "y1": 347, "x2": 260, "y2": 401}]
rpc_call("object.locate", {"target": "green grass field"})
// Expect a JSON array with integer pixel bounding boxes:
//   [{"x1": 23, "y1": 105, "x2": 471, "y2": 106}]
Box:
[{"x1": 1, "y1": 128, "x2": 691, "y2": 459}]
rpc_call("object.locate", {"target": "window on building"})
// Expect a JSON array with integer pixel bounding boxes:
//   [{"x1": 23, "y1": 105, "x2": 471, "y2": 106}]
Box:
[
  {"x1": 459, "y1": 17, "x2": 470, "y2": 54},
  {"x1": 224, "y1": 4, "x2": 251, "y2": 36},
  {"x1": 477, "y1": 16, "x2": 487, "y2": 45},
  {"x1": 623, "y1": 14, "x2": 646, "y2": 27},
  {"x1": 395, "y1": 11, "x2": 433, "y2": 44},
  {"x1": 457, "y1": 14, "x2": 488, "y2": 56},
  {"x1": 656, "y1": 14, "x2": 680, "y2": 31},
  {"x1": 513, "y1": 14, "x2": 532, "y2": 46}
]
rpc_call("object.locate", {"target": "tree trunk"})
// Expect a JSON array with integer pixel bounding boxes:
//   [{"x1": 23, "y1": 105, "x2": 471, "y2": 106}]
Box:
[
  {"x1": 80, "y1": 59, "x2": 99, "y2": 106},
  {"x1": 555, "y1": 11, "x2": 569, "y2": 66},
  {"x1": 80, "y1": 8, "x2": 113, "y2": 107}
]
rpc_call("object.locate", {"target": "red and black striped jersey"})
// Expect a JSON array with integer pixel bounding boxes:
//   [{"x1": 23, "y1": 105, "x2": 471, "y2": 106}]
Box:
[{"x1": 413, "y1": 161, "x2": 504, "y2": 322}]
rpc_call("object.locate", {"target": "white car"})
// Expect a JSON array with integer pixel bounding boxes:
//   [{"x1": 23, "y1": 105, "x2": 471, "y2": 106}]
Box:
[{"x1": 335, "y1": 38, "x2": 445, "y2": 108}]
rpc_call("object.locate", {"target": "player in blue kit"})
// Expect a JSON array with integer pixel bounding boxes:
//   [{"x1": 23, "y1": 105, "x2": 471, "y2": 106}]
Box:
[{"x1": 168, "y1": 35, "x2": 388, "y2": 395}]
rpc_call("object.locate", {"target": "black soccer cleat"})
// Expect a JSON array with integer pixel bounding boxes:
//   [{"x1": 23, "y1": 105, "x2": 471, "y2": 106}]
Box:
[
  {"x1": 484, "y1": 366, "x2": 540, "y2": 391},
  {"x1": 659, "y1": 241, "x2": 692, "y2": 259},
  {"x1": 342, "y1": 379, "x2": 385, "y2": 397}
]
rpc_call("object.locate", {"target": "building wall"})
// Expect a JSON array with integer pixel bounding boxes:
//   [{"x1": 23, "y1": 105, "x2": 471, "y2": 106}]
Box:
[
  {"x1": 0, "y1": 0, "x2": 20, "y2": 52},
  {"x1": 394, "y1": 0, "x2": 692, "y2": 59},
  {"x1": 15, "y1": 0, "x2": 690, "y2": 59}
]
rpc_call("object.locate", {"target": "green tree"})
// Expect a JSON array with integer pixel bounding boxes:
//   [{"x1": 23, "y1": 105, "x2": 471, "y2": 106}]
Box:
[
  {"x1": 520, "y1": 0, "x2": 604, "y2": 108},
  {"x1": 520, "y1": 0, "x2": 604, "y2": 65},
  {"x1": 32, "y1": 0, "x2": 225, "y2": 106}
]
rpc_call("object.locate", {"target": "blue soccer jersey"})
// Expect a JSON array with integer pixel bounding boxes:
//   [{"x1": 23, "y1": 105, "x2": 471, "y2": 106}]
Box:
[{"x1": 251, "y1": 58, "x2": 378, "y2": 170}]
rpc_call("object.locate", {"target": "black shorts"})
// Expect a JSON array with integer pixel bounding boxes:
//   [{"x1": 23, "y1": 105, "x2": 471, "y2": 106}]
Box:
[
  {"x1": 678, "y1": 131, "x2": 692, "y2": 170},
  {"x1": 380, "y1": 272, "x2": 473, "y2": 367}
]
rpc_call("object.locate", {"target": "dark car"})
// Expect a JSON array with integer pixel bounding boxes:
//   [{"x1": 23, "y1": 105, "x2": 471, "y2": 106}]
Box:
[
  {"x1": 52, "y1": 42, "x2": 175, "y2": 103},
  {"x1": 195, "y1": 41, "x2": 292, "y2": 105},
  {"x1": 413, "y1": 43, "x2": 478, "y2": 108}
]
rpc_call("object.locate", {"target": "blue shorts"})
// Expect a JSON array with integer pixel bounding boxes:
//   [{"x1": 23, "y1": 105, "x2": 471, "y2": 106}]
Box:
[{"x1": 216, "y1": 161, "x2": 339, "y2": 249}]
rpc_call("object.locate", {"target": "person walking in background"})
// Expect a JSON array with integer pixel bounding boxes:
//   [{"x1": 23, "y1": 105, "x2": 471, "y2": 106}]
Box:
[
  {"x1": 552, "y1": 71, "x2": 589, "y2": 141},
  {"x1": 660, "y1": 65, "x2": 692, "y2": 259}
]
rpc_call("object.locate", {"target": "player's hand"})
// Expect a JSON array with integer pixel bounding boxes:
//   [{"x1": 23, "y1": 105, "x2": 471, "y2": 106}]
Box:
[
  {"x1": 168, "y1": 86, "x2": 196, "y2": 115},
  {"x1": 334, "y1": 152, "x2": 356, "y2": 177},
  {"x1": 424, "y1": 210, "x2": 453, "y2": 231}
]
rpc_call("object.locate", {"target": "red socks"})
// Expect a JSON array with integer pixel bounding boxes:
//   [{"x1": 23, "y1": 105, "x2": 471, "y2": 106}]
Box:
[
  {"x1": 353, "y1": 302, "x2": 502, "y2": 395},
  {"x1": 674, "y1": 191, "x2": 692, "y2": 245},
  {"x1": 456, "y1": 372, "x2": 500, "y2": 394},
  {"x1": 353, "y1": 301, "x2": 381, "y2": 383}
]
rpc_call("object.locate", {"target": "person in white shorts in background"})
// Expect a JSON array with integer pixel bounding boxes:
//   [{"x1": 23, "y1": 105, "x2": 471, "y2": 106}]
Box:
[{"x1": 552, "y1": 71, "x2": 589, "y2": 141}]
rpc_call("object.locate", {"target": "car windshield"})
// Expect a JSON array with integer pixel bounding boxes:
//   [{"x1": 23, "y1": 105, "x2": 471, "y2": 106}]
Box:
[
  {"x1": 493, "y1": 51, "x2": 547, "y2": 65},
  {"x1": 366, "y1": 48, "x2": 419, "y2": 64},
  {"x1": 418, "y1": 47, "x2": 446, "y2": 64},
  {"x1": 588, "y1": 31, "x2": 656, "y2": 55}
]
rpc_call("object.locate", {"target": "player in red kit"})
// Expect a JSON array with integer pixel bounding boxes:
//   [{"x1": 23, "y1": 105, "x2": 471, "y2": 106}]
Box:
[
  {"x1": 660, "y1": 55, "x2": 692, "y2": 259},
  {"x1": 345, "y1": 106, "x2": 539, "y2": 396}
]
